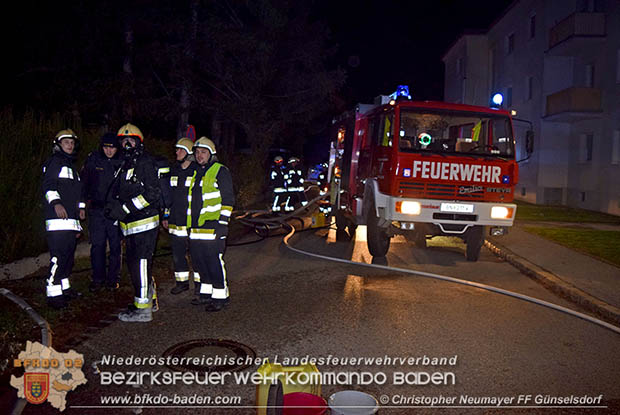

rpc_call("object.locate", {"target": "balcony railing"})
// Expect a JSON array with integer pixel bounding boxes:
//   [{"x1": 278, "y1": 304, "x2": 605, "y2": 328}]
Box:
[
  {"x1": 546, "y1": 87, "x2": 602, "y2": 117},
  {"x1": 549, "y1": 12, "x2": 605, "y2": 50}
]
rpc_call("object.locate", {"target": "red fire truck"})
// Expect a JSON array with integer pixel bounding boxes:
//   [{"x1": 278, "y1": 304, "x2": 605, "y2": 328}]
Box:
[{"x1": 328, "y1": 87, "x2": 533, "y2": 261}]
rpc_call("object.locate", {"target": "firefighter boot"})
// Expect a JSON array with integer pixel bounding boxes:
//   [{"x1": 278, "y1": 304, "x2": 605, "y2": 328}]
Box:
[
  {"x1": 191, "y1": 295, "x2": 212, "y2": 305},
  {"x1": 205, "y1": 298, "x2": 230, "y2": 312},
  {"x1": 170, "y1": 281, "x2": 189, "y2": 295},
  {"x1": 47, "y1": 295, "x2": 68, "y2": 310},
  {"x1": 118, "y1": 306, "x2": 153, "y2": 322}
]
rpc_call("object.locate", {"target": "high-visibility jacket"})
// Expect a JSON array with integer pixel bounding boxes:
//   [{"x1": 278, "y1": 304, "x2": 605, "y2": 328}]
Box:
[
  {"x1": 270, "y1": 164, "x2": 286, "y2": 193},
  {"x1": 187, "y1": 160, "x2": 234, "y2": 240},
  {"x1": 42, "y1": 151, "x2": 84, "y2": 232},
  {"x1": 286, "y1": 165, "x2": 305, "y2": 192},
  {"x1": 165, "y1": 161, "x2": 197, "y2": 237},
  {"x1": 111, "y1": 151, "x2": 162, "y2": 236}
]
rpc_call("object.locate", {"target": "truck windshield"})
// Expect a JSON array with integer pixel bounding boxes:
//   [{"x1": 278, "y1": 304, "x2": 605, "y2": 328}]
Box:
[{"x1": 398, "y1": 109, "x2": 515, "y2": 158}]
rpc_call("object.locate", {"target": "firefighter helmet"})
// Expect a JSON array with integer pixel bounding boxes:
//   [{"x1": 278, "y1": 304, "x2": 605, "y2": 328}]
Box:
[
  {"x1": 117, "y1": 123, "x2": 144, "y2": 143},
  {"x1": 288, "y1": 157, "x2": 299, "y2": 165},
  {"x1": 53, "y1": 129, "x2": 79, "y2": 154},
  {"x1": 194, "y1": 136, "x2": 216, "y2": 154},
  {"x1": 54, "y1": 129, "x2": 78, "y2": 144},
  {"x1": 274, "y1": 156, "x2": 283, "y2": 165},
  {"x1": 175, "y1": 138, "x2": 194, "y2": 155}
]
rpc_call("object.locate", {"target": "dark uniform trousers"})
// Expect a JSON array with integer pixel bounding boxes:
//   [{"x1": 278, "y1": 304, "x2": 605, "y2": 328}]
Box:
[
  {"x1": 46, "y1": 231, "x2": 78, "y2": 297},
  {"x1": 189, "y1": 238, "x2": 228, "y2": 301},
  {"x1": 89, "y1": 208, "x2": 121, "y2": 284},
  {"x1": 125, "y1": 228, "x2": 158, "y2": 305},
  {"x1": 171, "y1": 234, "x2": 200, "y2": 283}
]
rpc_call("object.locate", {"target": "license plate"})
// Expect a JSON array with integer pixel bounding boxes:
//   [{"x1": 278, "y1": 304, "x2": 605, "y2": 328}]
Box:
[{"x1": 440, "y1": 203, "x2": 474, "y2": 213}]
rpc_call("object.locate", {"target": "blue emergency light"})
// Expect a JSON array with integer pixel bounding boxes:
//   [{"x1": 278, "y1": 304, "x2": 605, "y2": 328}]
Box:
[
  {"x1": 491, "y1": 93, "x2": 503, "y2": 108},
  {"x1": 389, "y1": 85, "x2": 412, "y2": 100}
]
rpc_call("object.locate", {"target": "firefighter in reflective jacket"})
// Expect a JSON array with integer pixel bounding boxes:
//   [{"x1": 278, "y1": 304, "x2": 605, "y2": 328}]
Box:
[
  {"x1": 284, "y1": 157, "x2": 307, "y2": 211},
  {"x1": 162, "y1": 138, "x2": 199, "y2": 294},
  {"x1": 42, "y1": 129, "x2": 86, "y2": 309},
  {"x1": 105, "y1": 123, "x2": 161, "y2": 322},
  {"x1": 187, "y1": 137, "x2": 234, "y2": 312},
  {"x1": 269, "y1": 156, "x2": 286, "y2": 212}
]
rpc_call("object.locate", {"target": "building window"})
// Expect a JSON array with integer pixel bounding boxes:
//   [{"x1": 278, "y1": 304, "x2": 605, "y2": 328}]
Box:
[
  {"x1": 579, "y1": 134, "x2": 594, "y2": 162},
  {"x1": 612, "y1": 130, "x2": 620, "y2": 165},
  {"x1": 585, "y1": 64, "x2": 595, "y2": 87},
  {"x1": 529, "y1": 15, "x2": 536, "y2": 39},
  {"x1": 616, "y1": 49, "x2": 620, "y2": 83},
  {"x1": 456, "y1": 57, "x2": 462, "y2": 76},
  {"x1": 506, "y1": 33, "x2": 515, "y2": 55},
  {"x1": 506, "y1": 86, "x2": 513, "y2": 107},
  {"x1": 526, "y1": 76, "x2": 533, "y2": 100},
  {"x1": 586, "y1": 134, "x2": 594, "y2": 161}
]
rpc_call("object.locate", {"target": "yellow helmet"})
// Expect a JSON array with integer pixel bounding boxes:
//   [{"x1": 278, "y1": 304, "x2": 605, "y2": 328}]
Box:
[
  {"x1": 54, "y1": 129, "x2": 78, "y2": 144},
  {"x1": 175, "y1": 138, "x2": 194, "y2": 154},
  {"x1": 117, "y1": 123, "x2": 144, "y2": 143},
  {"x1": 194, "y1": 136, "x2": 216, "y2": 154}
]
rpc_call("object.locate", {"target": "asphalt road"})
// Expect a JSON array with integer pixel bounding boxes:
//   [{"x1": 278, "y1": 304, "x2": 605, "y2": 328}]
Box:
[{"x1": 28, "y1": 226, "x2": 620, "y2": 414}]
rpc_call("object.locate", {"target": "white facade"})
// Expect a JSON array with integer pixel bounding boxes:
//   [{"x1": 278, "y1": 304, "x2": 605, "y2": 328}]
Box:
[{"x1": 443, "y1": 0, "x2": 620, "y2": 214}]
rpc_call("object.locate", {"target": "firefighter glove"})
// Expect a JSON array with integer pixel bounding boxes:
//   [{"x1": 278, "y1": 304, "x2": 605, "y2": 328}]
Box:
[{"x1": 104, "y1": 200, "x2": 127, "y2": 221}]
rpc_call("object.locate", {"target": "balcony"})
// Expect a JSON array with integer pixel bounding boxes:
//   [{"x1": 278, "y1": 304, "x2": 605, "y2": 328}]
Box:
[
  {"x1": 544, "y1": 87, "x2": 602, "y2": 122},
  {"x1": 547, "y1": 13, "x2": 605, "y2": 54}
]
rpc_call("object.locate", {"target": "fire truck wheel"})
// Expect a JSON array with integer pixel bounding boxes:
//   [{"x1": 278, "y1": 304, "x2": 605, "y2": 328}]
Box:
[
  {"x1": 465, "y1": 226, "x2": 484, "y2": 262},
  {"x1": 366, "y1": 201, "x2": 390, "y2": 257}
]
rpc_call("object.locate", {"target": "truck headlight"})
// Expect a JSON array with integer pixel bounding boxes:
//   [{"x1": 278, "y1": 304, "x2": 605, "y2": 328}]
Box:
[
  {"x1": 396, "y1": 201, "x2": 421, "y2": 215},
  {"x1": 491, "y1": 206, "x2": 514, "y2": 219}
]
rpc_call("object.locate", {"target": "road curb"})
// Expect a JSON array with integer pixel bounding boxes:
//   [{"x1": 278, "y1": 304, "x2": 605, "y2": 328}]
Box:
[
  {"x1": 485, "y1": 238, "x2": 620, "y2": 326},
  {"x1": 0, "y1": 241, "x2": 91, "y2": 282}
]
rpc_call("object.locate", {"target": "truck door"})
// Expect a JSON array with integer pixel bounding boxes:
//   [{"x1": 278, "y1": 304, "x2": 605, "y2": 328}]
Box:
[{"x1": 370, "y1": 110, "x2": 394, "y2": 193}]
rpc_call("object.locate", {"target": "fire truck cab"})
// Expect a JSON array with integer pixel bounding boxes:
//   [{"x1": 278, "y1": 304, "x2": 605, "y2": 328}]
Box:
[{"x1": 329, "y1": 87, "x2": 532, "y2": 261}]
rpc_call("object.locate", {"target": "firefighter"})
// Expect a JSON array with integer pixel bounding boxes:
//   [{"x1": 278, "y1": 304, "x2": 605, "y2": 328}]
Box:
[
  {"x1": 316, "y1": 162, "x2": 328, "y2": 195},
  {"x1": 187, "y1": 137, "x2": 234, "y2": 312},
  {"x1": 42, "y1": 129, "x2": 85, "y2": 309},
  {"x1": 105, "y1": 123, "x2": 161, "y2": 322},
  {"x1": 269, "y1": 156, "x2": 286, "y2": 212},
  {"x1": 81, "y1": 132, "x2": 122, "y2": 292},
  {"x1": 284, "y1": 157, "x2": 307, "y2": 211},
  {"x1": 162, "y1": 138, "x2": 199, "y2": 294}
]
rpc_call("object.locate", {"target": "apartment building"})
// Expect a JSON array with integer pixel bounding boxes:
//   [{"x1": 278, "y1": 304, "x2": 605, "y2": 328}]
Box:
[{"x1": 443, "y1": 0, "x2": 620, "y2": 214}]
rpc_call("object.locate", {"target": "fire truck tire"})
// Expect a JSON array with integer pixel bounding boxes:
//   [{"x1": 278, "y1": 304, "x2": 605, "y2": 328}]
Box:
[
  {"x1": 366, "y1": 201, "x2": 390, "y2": 257},
  {"x1": 465, "y1": 226, "x2": 484, "y2": 262}
]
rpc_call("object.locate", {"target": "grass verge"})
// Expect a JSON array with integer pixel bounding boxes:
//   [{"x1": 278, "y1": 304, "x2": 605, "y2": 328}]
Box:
[
  {"x1": 523, "y1": 226, "x2": 620, "y2": 267},
  {"x1": 515, "y1": 200, "x2": 620, "y2": 223}
]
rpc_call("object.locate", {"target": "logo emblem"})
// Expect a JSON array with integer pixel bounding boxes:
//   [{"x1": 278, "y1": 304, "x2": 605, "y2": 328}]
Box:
[{"x1": 24, "y1": 373, "x2": 49, "y2": 404}]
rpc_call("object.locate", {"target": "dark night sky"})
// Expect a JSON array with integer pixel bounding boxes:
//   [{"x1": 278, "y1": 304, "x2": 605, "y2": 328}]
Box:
[
  {"x1": 4, "y1": 0, "x2": 514, "y2": 159},
  {"x1": 5, "y1": 1, "x2": 513, "y2": 109},
  {"x1": 319, "y1": 0, "x2": 514, "y2": 105}
]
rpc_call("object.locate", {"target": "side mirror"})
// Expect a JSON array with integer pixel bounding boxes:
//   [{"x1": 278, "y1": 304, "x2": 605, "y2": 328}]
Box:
[{"x1": 525, "y1": 130, "x2": 534, "y2": 154}]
